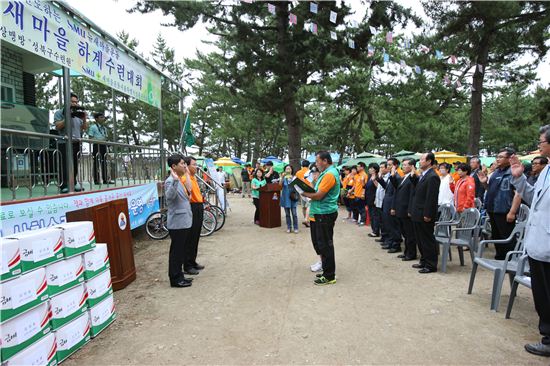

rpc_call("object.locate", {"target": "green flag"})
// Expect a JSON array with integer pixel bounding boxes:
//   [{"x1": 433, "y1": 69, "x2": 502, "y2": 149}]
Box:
[{"x1": 181, "y1": 113, "x2": 195, "y2": 148}]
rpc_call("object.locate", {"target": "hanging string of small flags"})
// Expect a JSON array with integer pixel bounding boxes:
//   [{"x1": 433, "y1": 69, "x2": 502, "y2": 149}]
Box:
[{"x1": 256, "y1": 1, "x2": 507, "y2": 90}]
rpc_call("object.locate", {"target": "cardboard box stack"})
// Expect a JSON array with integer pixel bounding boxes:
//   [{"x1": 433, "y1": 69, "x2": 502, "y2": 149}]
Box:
[{"x1": 0, "y1": 222, "x2": 116, "y2": 365}]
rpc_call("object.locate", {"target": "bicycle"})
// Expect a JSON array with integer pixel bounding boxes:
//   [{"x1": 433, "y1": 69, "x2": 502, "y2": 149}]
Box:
[{"x1": 145, "y1": 178, "x2": 224, "y2": 240}]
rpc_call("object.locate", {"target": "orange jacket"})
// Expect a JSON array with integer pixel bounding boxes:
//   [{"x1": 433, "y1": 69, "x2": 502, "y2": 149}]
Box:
[{"x1": 453, "y1": 176, "x2": 476, "y2": 213}]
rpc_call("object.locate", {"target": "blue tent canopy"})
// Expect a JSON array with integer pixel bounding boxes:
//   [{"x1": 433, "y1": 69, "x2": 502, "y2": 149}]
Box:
[
  {"x1": 306, "y1": 152, "x2": 340, "y2": 164},
  {"x1": 231, "y1": 157, "x2": 245, "y2": 165},
  {"x1": 260, "y1": 156, "x2": 283, "y2": 164}
]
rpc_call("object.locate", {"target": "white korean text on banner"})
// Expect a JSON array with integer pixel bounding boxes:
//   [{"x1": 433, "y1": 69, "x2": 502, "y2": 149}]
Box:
[
  {"x1": 0, "y1": 183, "x2": 160, "y2": 236},
  {"x1": 1, "y1": 1, "x2": 161, "y2": 108}
]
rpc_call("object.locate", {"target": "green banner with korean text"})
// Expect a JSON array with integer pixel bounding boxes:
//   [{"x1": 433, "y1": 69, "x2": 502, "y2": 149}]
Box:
[{"x1": 1, "y1": 1, "x2": 161, "y2": 108}]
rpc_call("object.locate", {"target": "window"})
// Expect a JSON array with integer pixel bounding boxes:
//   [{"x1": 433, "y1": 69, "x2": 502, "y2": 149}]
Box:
[{"x1": 1, "y1": 84, "x2": 15, "y2": 103}]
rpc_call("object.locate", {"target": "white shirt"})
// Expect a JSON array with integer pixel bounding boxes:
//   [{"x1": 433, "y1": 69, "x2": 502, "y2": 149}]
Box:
[
  {"x1": 438, "y1": 174, "x2": 454, "y2": 206},
  {"x1": 375, "y1": 173, "x2": 389, "y2": 208}
]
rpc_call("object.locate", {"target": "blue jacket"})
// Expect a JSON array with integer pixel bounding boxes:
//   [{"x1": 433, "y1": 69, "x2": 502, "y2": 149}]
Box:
[
  {"x1": 485, "y1": 167, "x2": 515, "y2": 214},
  {"x1": 280, "y1": 177, "x2": 298, "y2": 209}
]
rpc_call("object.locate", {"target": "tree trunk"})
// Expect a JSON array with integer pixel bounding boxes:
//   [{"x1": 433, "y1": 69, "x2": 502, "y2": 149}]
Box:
[
  {"x1": 468, "y1": 34, "x2": 491, "y2": 155},
  {"x1": 198, "y1": 119, "x2": 207, "y2": 156},
  {"x1": 245, "y1": 130, "x2": 252, "y2": 162},
  {"x1": 252, "y1": 120, "x2": 262, "y2": 163},
  {"x1": 276, "y1": 2, "x2": 301, "y2": 171}
]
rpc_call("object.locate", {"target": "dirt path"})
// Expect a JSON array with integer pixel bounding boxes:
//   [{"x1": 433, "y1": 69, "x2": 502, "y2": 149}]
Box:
[{"x1": 66, "y1": 196, "x2": 545, "y2": 365}]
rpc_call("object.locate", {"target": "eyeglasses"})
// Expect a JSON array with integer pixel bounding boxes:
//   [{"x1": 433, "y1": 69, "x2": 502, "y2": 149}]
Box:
[
  {"x1": 496, "y1": 155, "x2": 509, "y2": 159},
  {"x1": 538, "y1": 140, "x2": 548, "y2": 146}
]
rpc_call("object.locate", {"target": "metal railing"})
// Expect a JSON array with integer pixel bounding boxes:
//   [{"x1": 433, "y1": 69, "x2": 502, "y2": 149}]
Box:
[{"x1": 1, "y1": 128, "x2": 164, "y2": 201}]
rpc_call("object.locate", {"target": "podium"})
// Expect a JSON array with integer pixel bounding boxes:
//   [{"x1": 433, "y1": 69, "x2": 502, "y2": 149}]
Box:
[
  {"x1": 66, "y1": 198, "x2": 136, "y2": 290},
  {"x1": 259, "y1": 183, "x2": 282, "y2": 228}
]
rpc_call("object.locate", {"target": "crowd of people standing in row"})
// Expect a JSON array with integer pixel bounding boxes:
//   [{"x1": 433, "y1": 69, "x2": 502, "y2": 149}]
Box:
[{"x1": 255, "y1": 127, "x2": 550, "y2": 357}]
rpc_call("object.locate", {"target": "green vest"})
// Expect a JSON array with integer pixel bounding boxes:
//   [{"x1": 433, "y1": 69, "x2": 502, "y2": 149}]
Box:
[{"x1": 310, "y1": 166, "x2": 341, "y2": 215}]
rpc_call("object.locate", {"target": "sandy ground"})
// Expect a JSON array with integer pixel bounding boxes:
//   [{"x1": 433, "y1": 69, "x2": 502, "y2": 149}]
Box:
[{"x1": 66, "y1": 196, "x2": 546, "y2": 365}]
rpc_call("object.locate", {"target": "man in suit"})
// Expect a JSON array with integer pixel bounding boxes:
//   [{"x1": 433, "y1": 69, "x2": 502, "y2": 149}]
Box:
[
  {"x1": 391, "y1": 158, "x2": 417, "y2": 261},
  {"x1": 379, "y1": 158, "x2": 402, "y2": 253},
  {"x1": 164, "y1": 154, "x2": 194, "y2": 288},
  {"x1": 409, "y1": 152, "x2": 440, "y2": 274},
  {"x1": 510, "y1": 124, "x2": 550, "y2": 357},
  {"x1": 181, "y1": 156, "x2": 206, "y2": 276}
]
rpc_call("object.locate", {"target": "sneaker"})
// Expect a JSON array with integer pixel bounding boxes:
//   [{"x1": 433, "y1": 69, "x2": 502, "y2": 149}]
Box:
[
  {"x1": 286, "y1": 229, "x2": 291, "y2": 233},
  {"x1": 357, "y1": 222, "x2": 365, "y2": 226},
  {"x1": 310, "y1": 261, "x2": 322, "y2": 272},
  {"x1": 314, "y1": 276, "x2": 336, "y2": 286},
  {"x1": 294, "y1": 229, "x2": 299, "y2": 234}
]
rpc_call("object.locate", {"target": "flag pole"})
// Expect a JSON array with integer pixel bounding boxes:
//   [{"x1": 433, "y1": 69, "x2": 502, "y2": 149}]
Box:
[{"x1": 180, "y1": 111, "x2": 188, "y2": 155}]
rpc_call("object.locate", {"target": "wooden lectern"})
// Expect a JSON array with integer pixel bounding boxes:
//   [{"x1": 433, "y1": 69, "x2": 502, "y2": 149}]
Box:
[
  {"x1": 66, "y1": 198, "x2": 136, "y2": 290},
  {"x1": 259, "y1": 183, "x2": 282, "y2": 228}
]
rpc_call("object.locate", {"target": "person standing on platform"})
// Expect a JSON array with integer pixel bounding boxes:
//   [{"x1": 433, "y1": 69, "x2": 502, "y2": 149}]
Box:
[
  {"x1": 165, "y1": 154, "x2": 193, "y2": 288},
  {"x1": 409, "y1": 153, "x2": 440, "y2": 274},
  {"x1": 509, "y1": 124, "x2": 550, "y2": 357},
  {"x1": 54, "y1": 92, "x2": 88, "y2": 193},
  {"x1": 280, "y1": 165, "x2": 299, "y2": 233},
  {"x1": 251, "y1": 169, "x2": 267, "y2": 225},
  {"x1": 302, "y1": 152, "x2": 341, "y2": 286},
  {"x1": 88, "y1": 112, "x2": 113, "y2": 185},
  {"x1": 180, "y1": 156, "x2": 206, "y2": 276}
]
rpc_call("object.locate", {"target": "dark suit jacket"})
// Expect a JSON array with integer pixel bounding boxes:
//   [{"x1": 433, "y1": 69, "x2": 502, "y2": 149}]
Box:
[
  {"x1": 365, "y1": 178, "x2": 377, "y2": 207},
  {"x1": 378, "y1": 174, "x2": 401, "y2": 213},
  {"x1": 391, "y1": 174, "x2": 413, "y2": 218},
  {"x1": 471, "y1": 169, "x2": 485, "y2": 201},
  {"x1": 409, "y1": 168, "x2": 440, "y2": 223}
]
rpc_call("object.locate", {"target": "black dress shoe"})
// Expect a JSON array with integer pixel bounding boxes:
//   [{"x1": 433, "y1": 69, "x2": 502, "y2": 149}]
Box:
[
  {"x1": 388, "y1": 248, "x2": 402, "y2": 254},
  {"x1": 183, "y1": 277, "x2": 193, "y2": 283},
  {"x1": 402, "y1": 257, "x2": 417, "y2": 261},
  {"x1": 375, "y1": 238, "x2": 384, "y2": 243},
  {"x1": 184, "y1": 268, "x2": 200, "y2": 275},
  {"x1": 381, "y1": 245, "x2": 391, "y2": 250},
  {"x1": 368, "y1": 233, "x2": 379, "y2": 238},
  {"x1": 171, "y1": 280, "x2": 192, "y2": 288},
  {"x1": 397, "y1": 254, "x2": 406, "y2": 259},
  {"x1": 525, "y1": 342, "x2": 550, "y2": 357},
  {"x1": 418, "y1": 268, "x2": 437, "y2": 274},
  {"x1": 412, "y1": 263, "x2": 424, "y2": 269},
  {"x1": 194, "y1": 264, "x2": 205, "y2": 270}
]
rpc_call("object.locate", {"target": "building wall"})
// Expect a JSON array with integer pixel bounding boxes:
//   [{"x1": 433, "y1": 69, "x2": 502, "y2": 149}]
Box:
[{"x1": 1, "y1": 47, "x2": 25, "y2": 104}]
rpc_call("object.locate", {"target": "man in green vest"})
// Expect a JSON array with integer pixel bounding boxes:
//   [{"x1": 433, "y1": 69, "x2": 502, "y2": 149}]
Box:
[{"x1": 302, "y1": 151, "x2": 341, "y2": 285}]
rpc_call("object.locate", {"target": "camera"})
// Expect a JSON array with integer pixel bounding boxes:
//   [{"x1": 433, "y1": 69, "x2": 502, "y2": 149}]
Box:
[{"x1": 70, "y1": 106, "x2": 86, "y2": 119}]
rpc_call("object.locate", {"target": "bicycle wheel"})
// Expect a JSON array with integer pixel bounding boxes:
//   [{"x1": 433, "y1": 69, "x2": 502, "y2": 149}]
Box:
[
  {"x1": 145, "y1": 210, "x2": 169, "y2": 240},
  {"x1": 207, "y1": 205, "x2": 225, "y2": 232},
  {"x1": 201, "y1": 209, "x2": 217, "y2": 237}
]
